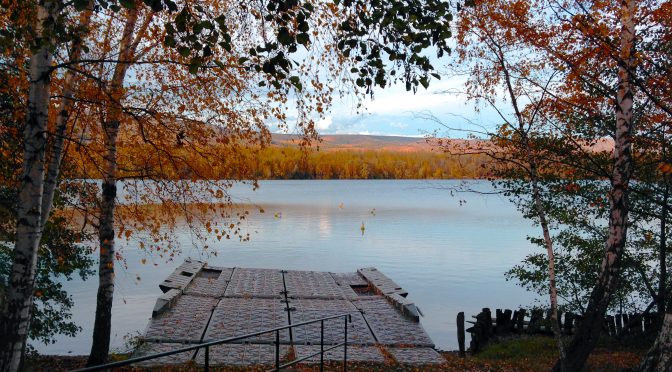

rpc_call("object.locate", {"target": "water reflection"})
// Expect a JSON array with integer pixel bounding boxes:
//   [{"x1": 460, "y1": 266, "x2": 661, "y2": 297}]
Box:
[{"x1": 37, "y1": 180, "x2": 540, "y2": 354}]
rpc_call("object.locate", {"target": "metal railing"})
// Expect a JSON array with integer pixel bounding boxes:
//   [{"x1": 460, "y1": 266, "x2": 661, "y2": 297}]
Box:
[{"x1": 74, "y1": 312, "x2": 353, "y2": 372}]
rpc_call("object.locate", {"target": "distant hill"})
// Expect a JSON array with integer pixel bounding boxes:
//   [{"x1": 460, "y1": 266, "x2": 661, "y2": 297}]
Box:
[
  {"x1": 270, "y1": 133, "x2": 614, "y2": 154},
  {"x1": 271, "y1": 133, "x2": 461, "y2": 152}
]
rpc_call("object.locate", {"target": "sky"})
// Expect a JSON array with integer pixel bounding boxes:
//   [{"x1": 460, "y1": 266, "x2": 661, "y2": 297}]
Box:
[
  {"x1": 268, "y1": 71, "x2": 505, "y2": 139},
  {"x1": 261, "y1": 32, "x2": 514, "y2": 140}
]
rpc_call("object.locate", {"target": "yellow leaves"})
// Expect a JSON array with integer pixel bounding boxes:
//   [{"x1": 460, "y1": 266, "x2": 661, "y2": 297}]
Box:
[{"x1": 497, "y1": 124, "x2": 514, "y2": 139}]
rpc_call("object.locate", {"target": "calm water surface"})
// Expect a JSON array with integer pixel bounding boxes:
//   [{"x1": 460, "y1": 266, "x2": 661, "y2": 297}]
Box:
[{"x1": 36, "y1": 180, "x2": 542, "y2": 354}]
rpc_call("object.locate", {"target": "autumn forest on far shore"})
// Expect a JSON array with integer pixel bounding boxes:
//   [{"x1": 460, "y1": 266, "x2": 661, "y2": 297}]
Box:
[{"x1": 2, "y1": 0, "x2": 672, "y2": 371}]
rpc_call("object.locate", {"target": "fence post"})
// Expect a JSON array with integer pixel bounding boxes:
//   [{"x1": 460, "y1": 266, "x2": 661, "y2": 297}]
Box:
[
  {"x1": 516, "y1": 309, "x2": 526, "y2": 332},
  {"x1": 344, "y1": 315, "x2": 349, "y2": 372},
  {"x1": 276, "y1": 330, "x2": 280, "y2": 371},
  {"x1": 205, "y1": 345, "x2": 210, "y2": 372},
  {"x1": 457, "y1": 312, "x2": 465, "y2": 357},
  {"x1": 320, "y1": 319, "x2": 325, "y2": 372}
]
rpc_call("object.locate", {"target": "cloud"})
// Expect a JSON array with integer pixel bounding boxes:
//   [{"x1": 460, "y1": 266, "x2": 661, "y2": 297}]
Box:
[
  {"x1": 389, "y1": 121, "x2": 408, "y2": 129},
  {"x1": 316, "y1": 116, "x2": 332, "y2": 130},
  {"x1": 267, "y1": 73, "x2": 504, "y2": 139},
  {"x1": 358, "y1": 76, "x2": 470, "y2": 115}
]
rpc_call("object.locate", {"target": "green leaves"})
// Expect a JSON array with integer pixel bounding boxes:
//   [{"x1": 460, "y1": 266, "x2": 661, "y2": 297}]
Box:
[
  {"x1": 419, "y1": 76, "x2": 429, "y2": 89},
  {"x1": 177, "y1": 46, "x2": 190, "y2": 57},
  {"x1": 119, "y1": 0, "x2": 135, "y2": 9},
  {"x1": 277, "y1": 27, "x2": 293, "y2": 46},
  {"x1": 296, "y1": 33, "x2": 309, "y2": 46},
  {"x1": 73, "y1": 0, "x2": 91, "y2": 11},
  {"x1": 335, "y1": 0, "x2": 453, "y2": 94},
  {"x1": 143, "y1": 0, "x2": 163, "y2": 12},
  {"x1": 289, "y1": 76, "x2": 302, "y2": 91}
]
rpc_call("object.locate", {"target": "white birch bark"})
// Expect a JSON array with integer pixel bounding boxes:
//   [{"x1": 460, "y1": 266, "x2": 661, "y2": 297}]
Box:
[
  {"x1": 557, "y1": 0, "x2": 636, "y2": 370},
  {"x1": 638, "y1": 313, "x2": 672, "y2": 371},
  {"x1": 0, "y1": 2, "x2": 57, "y2": 371},
  {"x1": 494, "y1": 42, "x2": 566, "y2": 371}
]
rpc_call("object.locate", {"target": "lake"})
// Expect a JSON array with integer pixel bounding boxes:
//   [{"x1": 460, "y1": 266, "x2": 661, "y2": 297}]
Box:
[{"x1": 35, "y1": 179, "x2": 542, "y2": 354}]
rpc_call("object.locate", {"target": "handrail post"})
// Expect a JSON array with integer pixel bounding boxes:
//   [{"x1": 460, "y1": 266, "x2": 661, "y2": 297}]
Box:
[
  {"x1": 343, "y1": 315, "x2": 348, "y2": 372},
  {"x1": 320, "y1": 319, "x2": 325, "y2": 372},
  {"x1": 275, "y1": 329, "x2": 280, "y2": 371},
  {"x1": 205, "y1": 345, "x2": 210, "y2": 372},
  {"x1": 70, "y1": 312, "x2": 354, "y2": 372}
]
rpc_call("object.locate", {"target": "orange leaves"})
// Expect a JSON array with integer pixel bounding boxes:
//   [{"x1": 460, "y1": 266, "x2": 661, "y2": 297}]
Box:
[
  {"x1": 657, "y1": 162, "x2": 672, "y2": 174},
  {"x1": 564, "y1": 182, "x2": 580, "y2": 193}
]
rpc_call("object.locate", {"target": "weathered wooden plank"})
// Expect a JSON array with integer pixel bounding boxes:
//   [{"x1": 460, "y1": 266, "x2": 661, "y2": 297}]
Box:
[
  {"x1": 564, "y1": 313, "x2": 575, "y2": 334},
  {"x1": 457, "y1": 312, "x2": 465, "y2": 357},
  {"x1": 294, "y1": 345, "x2": 385, "y2": 363},
  {"x1": 152, "y1": 288, "x2": 182, "y2": 317},
  {"x1": 330, "y1": 272, "x2": 368, "y2": 287},
  {"x1": 606, "y1": 315, "x2": 617, "y2": 336},
  {"x1": 528, "y1": 309, "x2": 543, "y2": 334},
  {"x1": 133, "y1": 342, "x2": 196, "y2": 366},
  {"x1": 354, "y1": 297, "x2": 434, "y2": 347},
  {"x1": 159, "y1": 260, "x2": 204, "y2": 292},
  {"x1": 140, "y1": 263, "x2": 436, "y2": 367},
  {"x1": 184, "y1": 268, "x2": 233, "y2": 298},
  {"x1": 144, "y1": 295, "x2": 218, "y2": 343},
  {"x1": 388, "y1": 293, "x2": 421, "y2": 321},
  {"x1": 224, "y1": 268, "x2": 284, "y2": 298},
  {"x1": 358, "y1": 267, "x2": 408, "y2": 297},
  {"x1": 284, "y1": 270, "x2": 346, "y2": 299},
  {"x1": 503, "y1": 309, "x2": 514, "y2": 332},
  {"x1": 194, "y1": 344, "x2": 290, "y2": 366},
  {"x1": 330, "y1": 272, "x2": 368, "y2": 300},
  {"x1": 516, "y1": 309, "x2": 526, "y2": 332},
  {"x1": 387, "y1": 347, "x2": 445, "y2": 365},
  {"x1": 203, "y1": 297, "x2": 290, "y2": 344},
  {"x1": 290, "y1": 298, "x2": 375, "y2": 345}
]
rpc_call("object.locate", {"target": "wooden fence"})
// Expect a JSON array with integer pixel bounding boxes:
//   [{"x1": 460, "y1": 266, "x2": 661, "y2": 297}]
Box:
[{"x1": 457, "y1": 307, "x2": 659, "y2": 354}]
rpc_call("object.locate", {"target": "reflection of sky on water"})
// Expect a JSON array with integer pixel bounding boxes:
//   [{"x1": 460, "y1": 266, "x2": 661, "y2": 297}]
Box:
[{"x1": 37, "y1": 180, "x2": 541, "y2": 354}]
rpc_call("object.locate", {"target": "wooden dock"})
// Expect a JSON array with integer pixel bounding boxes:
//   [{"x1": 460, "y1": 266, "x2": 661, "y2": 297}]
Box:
[{"x1": 134, "y1": 260, "x2": 444, "y2": 367}]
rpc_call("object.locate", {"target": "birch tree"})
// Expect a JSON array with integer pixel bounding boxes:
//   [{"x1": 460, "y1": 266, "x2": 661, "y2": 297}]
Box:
[
  {"x1": 1, "y1": 0, "x2": 455, "y2": 368},
  {"x1": 448, "y1": 1, "x2": 566, "y2": 366},
  {"x1": 0, "y1": 2, "x2": 63, "y2": 369}
]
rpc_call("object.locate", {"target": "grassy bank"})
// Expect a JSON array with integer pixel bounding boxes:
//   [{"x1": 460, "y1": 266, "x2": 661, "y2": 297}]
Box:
[{"x1": 26, "y1": 336, "x2": 646, "y2": 371}]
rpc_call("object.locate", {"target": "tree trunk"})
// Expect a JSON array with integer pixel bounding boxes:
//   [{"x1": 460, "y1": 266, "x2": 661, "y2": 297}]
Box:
[
  {"x1": 658, "y1": 177, "x2": 668, "y2": 319},
  {"x1": 40, "y1": 10, "x2": 92, "y2": 228},
  {"x1": 638, "y1": 313, "x2": 672, "y2": 371},
  {"x1": 0, "y1": 3, "x2": 56, "y2": 371},
  {"x1": 554, "y1": 0, "x2": 636, "y2": 370},
  {"x1": 495, "y1": 40, "x2": 566, "y2": 371},
  {"x1": 86, "y1": 7, "x2": 139, "y2": 366},
  {"x1": 531, "y1": 178, "x2": 565, "y2": 371}
]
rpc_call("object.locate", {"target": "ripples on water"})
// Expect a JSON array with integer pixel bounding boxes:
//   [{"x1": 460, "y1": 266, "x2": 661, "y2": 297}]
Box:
[{"x1": 37, "y1": 180, "x2": 541, "y2": 354}]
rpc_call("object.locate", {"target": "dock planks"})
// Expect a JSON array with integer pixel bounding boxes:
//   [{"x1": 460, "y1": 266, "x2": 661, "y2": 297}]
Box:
[
  {"x1": 353, "y1": 297, "x2": 434, "y2": 347},
  {"x1": 204, "y1": 297, "x2": 290, "y2": 344},
  {"x1": 136, "y1": 260, "x2": 443, "y2": 366}
]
